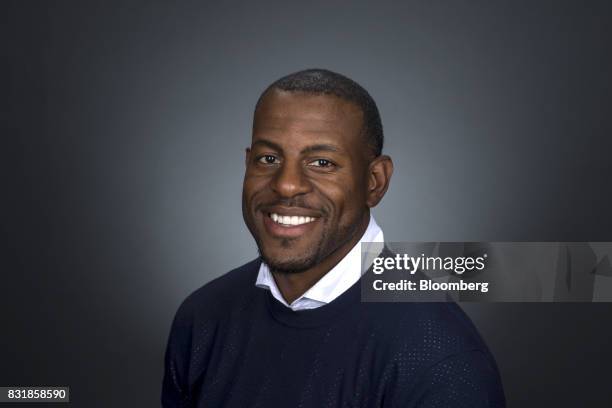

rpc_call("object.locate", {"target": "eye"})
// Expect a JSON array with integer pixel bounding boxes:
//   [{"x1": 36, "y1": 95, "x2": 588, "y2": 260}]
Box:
[
  {"x1": 257, "y1": 155, "x2": 280, "y2": 165},
  {"x1": 308, "y1": 158, "x2": 335, "y2": 168}
]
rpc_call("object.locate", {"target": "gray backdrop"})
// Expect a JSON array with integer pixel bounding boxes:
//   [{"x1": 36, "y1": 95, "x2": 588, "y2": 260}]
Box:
[{"x1": 4, "y1": 1, "x2": 612, "y2": 406}]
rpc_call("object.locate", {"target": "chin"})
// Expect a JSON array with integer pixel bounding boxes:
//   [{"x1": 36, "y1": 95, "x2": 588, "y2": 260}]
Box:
[{"x1": 259, "y1": 247, "x2": 318, "y2": 274}]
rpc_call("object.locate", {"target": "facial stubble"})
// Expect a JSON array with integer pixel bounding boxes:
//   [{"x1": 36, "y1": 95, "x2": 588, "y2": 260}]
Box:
[{"x1": 257, "y1": 217, "x2": 361, "y2": 275}]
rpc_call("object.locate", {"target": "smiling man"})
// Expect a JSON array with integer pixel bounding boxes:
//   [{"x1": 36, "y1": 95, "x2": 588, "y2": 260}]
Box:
[{"x1": 162, "y1": 69, "x2": 505, "y2": 407}]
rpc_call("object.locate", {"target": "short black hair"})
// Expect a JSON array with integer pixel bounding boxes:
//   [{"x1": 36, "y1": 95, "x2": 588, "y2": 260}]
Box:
[{"x1": 256, "y1": 69, "x2": 384, "y2": 157}]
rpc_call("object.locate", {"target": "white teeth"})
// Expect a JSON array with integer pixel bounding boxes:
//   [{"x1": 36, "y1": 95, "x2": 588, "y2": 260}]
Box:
[{"x1": 269, "y1": 213, "x2": 317, "y2": 226}]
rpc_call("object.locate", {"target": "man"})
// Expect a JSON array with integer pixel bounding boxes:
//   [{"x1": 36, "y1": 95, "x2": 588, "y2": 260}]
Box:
[{"x1": 162, "y1": 69, "x2": 505, "y2": 407}]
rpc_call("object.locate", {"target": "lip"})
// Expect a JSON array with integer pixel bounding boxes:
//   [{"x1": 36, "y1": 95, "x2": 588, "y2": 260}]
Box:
[{"x1": 261, "y1": 209, "x2": 321, "y2": 239}]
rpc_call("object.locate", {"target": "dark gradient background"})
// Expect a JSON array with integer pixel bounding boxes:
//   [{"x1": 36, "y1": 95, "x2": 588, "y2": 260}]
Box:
[{"x1": 3, "y1": 1, "x2": 612, "y2": 407}]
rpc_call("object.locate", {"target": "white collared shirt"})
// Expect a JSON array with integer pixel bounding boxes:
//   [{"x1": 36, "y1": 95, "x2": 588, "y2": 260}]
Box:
[{"x1": 255, "y1": 215, "x2": 384, "y2": 311}]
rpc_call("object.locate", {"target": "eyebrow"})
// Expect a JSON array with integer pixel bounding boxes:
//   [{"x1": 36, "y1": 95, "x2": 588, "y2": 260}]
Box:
[
  {"x1": 252, "y1": 139, "x2": 341, "y2": 155},
  {"x1": 252, "y1": 139, "x2": 283, "y2": 152},
  {"x1": 301, "y1": 144, "x2": 340, "y2": 155}
]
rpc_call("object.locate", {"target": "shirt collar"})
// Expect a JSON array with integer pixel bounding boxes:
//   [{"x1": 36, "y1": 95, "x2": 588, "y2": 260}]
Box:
[{"x1": 255, "y1": 214, "x2": 384, "y2": 310}]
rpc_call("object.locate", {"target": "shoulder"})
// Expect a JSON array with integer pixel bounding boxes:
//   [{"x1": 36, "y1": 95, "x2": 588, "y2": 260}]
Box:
[
  {"x1": 172, "y1": 258, "x2": 262, "y2": 325},
  {"x1": 361, "y1": 301, "x2": 492, "y2": 363},
  {"x1": 362, "y1": 247, "x2": 491, "y2": 358},
  {"x1": 162, "y1": 259, "x2": 262, "y2": 402},
  {"x1": 358, "y1": 302, "x2": 504, "y2": 404},
  {"x1": 391, "y1": 303, "x2": 505, "y2": 405}
]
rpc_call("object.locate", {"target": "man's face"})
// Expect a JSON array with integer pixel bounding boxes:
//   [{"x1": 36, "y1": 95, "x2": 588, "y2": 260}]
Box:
[{"x1": 242, "y1": 90, "x2": 371, "y2": 273}]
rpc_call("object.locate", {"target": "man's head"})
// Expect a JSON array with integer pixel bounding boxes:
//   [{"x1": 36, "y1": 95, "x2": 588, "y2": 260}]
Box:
[{"x1": 242, "y1": 69, "x2": 393, "y2": 274}]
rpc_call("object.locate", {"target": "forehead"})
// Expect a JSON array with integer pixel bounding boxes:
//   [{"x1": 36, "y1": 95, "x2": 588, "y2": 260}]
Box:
[{"x1": 253, "y1": 90, "x2": 364, "y2": 149}]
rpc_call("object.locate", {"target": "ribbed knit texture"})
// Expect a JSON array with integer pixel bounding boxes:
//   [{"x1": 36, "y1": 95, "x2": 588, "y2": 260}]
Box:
[{"x1": 162, "y1": 257, "x2": 505, "y2": 407}]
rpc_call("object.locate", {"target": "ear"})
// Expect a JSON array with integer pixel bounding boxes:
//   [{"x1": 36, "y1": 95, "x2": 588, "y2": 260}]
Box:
[
  {"x1": 245, "y1": 147, "x2": 251, "y2": 168},
  {"x1": 366, "y1": 155, "x2": 393, "y2": 208}
]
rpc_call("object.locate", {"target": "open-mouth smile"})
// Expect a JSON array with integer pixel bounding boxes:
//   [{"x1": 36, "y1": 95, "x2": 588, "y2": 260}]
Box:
[
  {"x1": 261, "y1": 209, "x2": 321, "y2": 238},
  {"x1": 269, "y1": 212, "x2": 318, "y2": 227}
]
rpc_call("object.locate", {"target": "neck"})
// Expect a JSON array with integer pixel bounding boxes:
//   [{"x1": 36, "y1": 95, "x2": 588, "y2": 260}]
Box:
[{"x1": 272, "y1": 212, "x2": 370, "y2": 304}]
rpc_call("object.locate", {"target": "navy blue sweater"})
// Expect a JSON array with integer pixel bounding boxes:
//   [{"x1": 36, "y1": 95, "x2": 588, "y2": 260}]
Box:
[{"x1": 162, "y1": 258, "x2": 505, "y2": 407}]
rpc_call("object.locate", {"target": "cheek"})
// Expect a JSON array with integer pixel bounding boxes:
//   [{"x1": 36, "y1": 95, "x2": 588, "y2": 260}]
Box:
[
  {"x1": 314, "y1": 179, "x2": 363, "y2": 219},
  {"x1": 243, "y1": 174, "x2": 270, "y2": 204}
]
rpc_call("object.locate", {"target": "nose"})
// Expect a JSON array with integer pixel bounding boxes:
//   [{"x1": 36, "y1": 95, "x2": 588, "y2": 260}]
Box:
[{"x1": 271, "y1": 160, "x2": 312, "y2": 198}]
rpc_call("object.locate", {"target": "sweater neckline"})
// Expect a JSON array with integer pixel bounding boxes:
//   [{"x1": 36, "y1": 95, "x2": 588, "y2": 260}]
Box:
[
  {"x1": 265, "y1": 276, "x2": 361, "y2": 328},
  {"x1": 262, "y1": 246, "x2": 392, "y2": 328}
]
